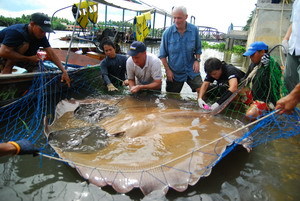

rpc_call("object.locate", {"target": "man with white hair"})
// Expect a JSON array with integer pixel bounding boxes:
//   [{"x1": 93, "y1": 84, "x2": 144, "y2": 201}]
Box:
[{"x1": 159, "y1": 6, "x2": 203, "y2": 94}]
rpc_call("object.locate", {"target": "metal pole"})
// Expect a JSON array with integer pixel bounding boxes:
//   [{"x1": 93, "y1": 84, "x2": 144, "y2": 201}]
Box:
[
  {"x1": 65, "y1": 0, "x2": 82, "y2": 68},
  {"x1": 152, "y1": 10, "x2": 156, "y2": 37},
  {"x1": 48, "y1": 5, "x2": 73, "y2": 40},
  {"x1": 105, "y1": 5, "x2": 108, "y2": 28},
  {"x1": 122, "y1": 9, "x2": 125, "y2": 32},
  {"x1": 164, "y1": 13, "x2": 167, "y2": 30}
]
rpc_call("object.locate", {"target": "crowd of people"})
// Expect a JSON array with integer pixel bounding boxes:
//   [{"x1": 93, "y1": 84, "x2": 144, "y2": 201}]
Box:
[{"x1": 0, "y1": 3, "x2": 299, "y2": 157}]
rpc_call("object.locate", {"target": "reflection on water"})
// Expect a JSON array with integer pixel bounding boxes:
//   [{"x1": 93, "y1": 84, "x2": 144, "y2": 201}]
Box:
[
  {"x1": 1, "y1": 136, "x2": 299, "y2": 200},
  {"x1": 0, "y1": 31, "x2": 299, "y2": 201},
  {"x1": 49, "y1": 31, "x2": 246, "y2": 68}
]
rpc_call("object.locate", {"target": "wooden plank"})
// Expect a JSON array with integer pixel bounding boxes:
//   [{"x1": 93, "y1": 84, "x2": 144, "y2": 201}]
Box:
[{"x1": 52, "y1": 49, "x2": 101, "y2": 66}]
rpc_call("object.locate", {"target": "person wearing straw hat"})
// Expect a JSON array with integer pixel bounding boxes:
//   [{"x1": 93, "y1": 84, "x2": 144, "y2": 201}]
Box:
[
  {"x1": 0, "y1": 12, "x2": 70, "y2": 87},
  {"x1": 126, "y1": 41, "x2": 162, "y2": 93}
]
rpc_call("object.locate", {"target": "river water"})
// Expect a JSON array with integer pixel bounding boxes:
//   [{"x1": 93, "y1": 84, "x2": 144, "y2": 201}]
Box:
[{"x1": 0, "y1": 31, "x2": 299, "y2": 201}]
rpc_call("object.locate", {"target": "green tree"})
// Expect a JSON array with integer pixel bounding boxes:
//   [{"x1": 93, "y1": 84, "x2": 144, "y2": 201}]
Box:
[
  {"x1": 243, "y1": 10, "x2": 255, "y2": 31},
  {"x1": 0, "y1": 14, "x2": 73, "y2": 30}
]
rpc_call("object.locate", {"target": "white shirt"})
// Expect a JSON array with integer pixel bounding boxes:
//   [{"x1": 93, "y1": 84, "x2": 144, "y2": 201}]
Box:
[
  {"x1": 289, "y1": 0, "x2": 300, "y2": 55},
  {"x1": 126, "y1": 53, "x2": 162, "y2": 85}
]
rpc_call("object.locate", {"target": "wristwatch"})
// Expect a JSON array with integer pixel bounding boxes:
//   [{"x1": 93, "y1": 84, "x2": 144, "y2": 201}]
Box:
[{"x1": 195, "y1": 58, "x2": 201, "y2": 62}]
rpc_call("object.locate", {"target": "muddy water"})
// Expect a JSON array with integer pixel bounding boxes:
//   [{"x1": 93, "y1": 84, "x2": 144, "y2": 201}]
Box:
[{"x1": 0, "y1": 34, "x2": 299, "y2": 200}]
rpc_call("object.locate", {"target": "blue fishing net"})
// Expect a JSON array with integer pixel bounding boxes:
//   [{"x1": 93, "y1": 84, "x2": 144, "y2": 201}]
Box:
[
  {"x1": 0, "y1": 62, "x2": 104, "y2": 153},
  {"x1": 0, "y1": 60, "x2": 299, "y2": 195}
]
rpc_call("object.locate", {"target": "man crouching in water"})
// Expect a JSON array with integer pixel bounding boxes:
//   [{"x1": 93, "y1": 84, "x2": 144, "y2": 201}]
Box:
[{"x1": 0, "y1": 12, "x2": 70, "y2": 87}]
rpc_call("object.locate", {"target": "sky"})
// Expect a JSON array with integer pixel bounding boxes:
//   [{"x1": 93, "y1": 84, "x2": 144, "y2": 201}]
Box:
[{"x1": 0, "y1": 0, "x2": 257, "y2": 33}]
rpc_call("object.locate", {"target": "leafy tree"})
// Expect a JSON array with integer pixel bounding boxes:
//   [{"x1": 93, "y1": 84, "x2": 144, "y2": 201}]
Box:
[
  {"x1": 0, "y1": 14, "x2": 72, "y2": 30},
  {"x1": 52, "y1": 21, "x2": 66, "y2": 30},
  {"x1": 243, "y1": 10, "x2": 255, "y2": 31}
]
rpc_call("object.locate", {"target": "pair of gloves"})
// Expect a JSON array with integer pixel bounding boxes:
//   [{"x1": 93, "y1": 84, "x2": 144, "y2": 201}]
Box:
[
  {"x1": 107, "y1": 83, "x2": 118, "y2": 91},
  {"x1": 198, "y1": 98, "x2": 219, "y2": 111},
  {"x1": 8, "y1": 139, "x2": 39, "y2": 156},
  {"x1": 261, "y1": 53, "x2": 270, "y2": 66}
]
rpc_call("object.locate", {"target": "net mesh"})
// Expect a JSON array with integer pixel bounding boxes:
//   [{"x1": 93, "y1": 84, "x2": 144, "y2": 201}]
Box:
[{"x1": 0, "y1": 58, "x2": 299, "y2": 195}]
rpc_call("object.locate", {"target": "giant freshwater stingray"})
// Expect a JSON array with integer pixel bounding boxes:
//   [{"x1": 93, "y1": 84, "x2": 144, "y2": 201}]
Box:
[{"x1": 44, "y1": 95, "x2": 250, "y2": 195}]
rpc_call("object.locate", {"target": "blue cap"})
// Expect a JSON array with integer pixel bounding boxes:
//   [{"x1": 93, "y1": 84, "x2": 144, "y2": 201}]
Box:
[
  {"x1": 127, "y1": 41, "x2": 146, "y2": 56},
  {"x1": 243, "y1": 41, "x2": 268, "y2": 56}
]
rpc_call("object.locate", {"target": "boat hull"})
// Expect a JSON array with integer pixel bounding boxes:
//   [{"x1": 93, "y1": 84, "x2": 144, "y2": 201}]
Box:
[{"x1": 0, "y1": 49, "x2": 103, "y2": 107}]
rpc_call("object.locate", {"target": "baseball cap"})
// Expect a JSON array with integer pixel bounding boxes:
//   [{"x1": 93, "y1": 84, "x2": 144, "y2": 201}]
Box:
[
  {"x1": 127, "y1": 41, "x2": 146, "y2": 56},
  {"x1": 243, "y1": 41, "x2": 268, "y2": 56},
  {"x1": 30, "y1": 12, "x2": 54, "y2": 33}
]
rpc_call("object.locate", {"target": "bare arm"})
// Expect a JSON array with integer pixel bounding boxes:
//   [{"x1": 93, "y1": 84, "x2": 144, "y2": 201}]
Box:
[
  {"x1": 228, "y1": 78, "x2": 238, "y2": 92},
  {"x1": 45, "y1": 47, "x2": 71, "y2": 87},
  {"x1": 160, "y1": 57, "x2": 174, "y2": 81},
  {"x1": 283, "y1": 24, "x2": 292, "y2": 41},
  {"x1": 198, "y1": 81, "x2": 210, "y2": 99},
  {"x1": 0, "y1": 44, "x2": 39, "y2": 63},
  {"x1": 276, "y1": 83, "x2": 300, "y2": 114},
  {"x1": 44, "y1": 47, "x2": 67, "y2": 73},
  {"x1": 128, "y1": 79, "x2": 136, "y2": 88},
  {"x1": 0, "y1": 142, "x2": 18, "y2": 156},
  {"x1": 130, "y1": 80, "x2": 162, "y2": 93},
  {"x1": 193, "y1": 54, "x2": 201, "y2": 73}
]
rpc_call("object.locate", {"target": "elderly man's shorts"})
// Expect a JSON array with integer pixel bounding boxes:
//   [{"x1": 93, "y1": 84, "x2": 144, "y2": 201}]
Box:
[{"x1": 166, "y1": 74, "x2": 203, "y2": 93}]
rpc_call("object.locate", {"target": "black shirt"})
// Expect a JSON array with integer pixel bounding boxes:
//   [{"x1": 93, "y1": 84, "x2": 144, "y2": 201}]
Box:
[
  {"x1": 204, "y1": 63, "x2": 245, "y2": 85},
  {"x1": 0, "y1": 24, "x2": 50, "y2": 56},
  {"x1": 100, "y1": 54, "x2": 128, "y2": 85}
]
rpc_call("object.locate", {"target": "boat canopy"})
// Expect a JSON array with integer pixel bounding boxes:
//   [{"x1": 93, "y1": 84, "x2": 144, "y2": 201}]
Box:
[{"x1": 92, "y1": 0, "x2": 171, "y2": 16}]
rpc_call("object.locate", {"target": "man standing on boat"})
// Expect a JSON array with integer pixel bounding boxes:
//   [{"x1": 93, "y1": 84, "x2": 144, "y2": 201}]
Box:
[
  {"x1": 159, "y1": 6, "x2": 202, "y2": 94},
  {"x1": 0, "y1": 12, "x2": 70, "y2": 87},
  {"x1": 126, "y1": 41, "x2": 162, "y2": 93}
]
